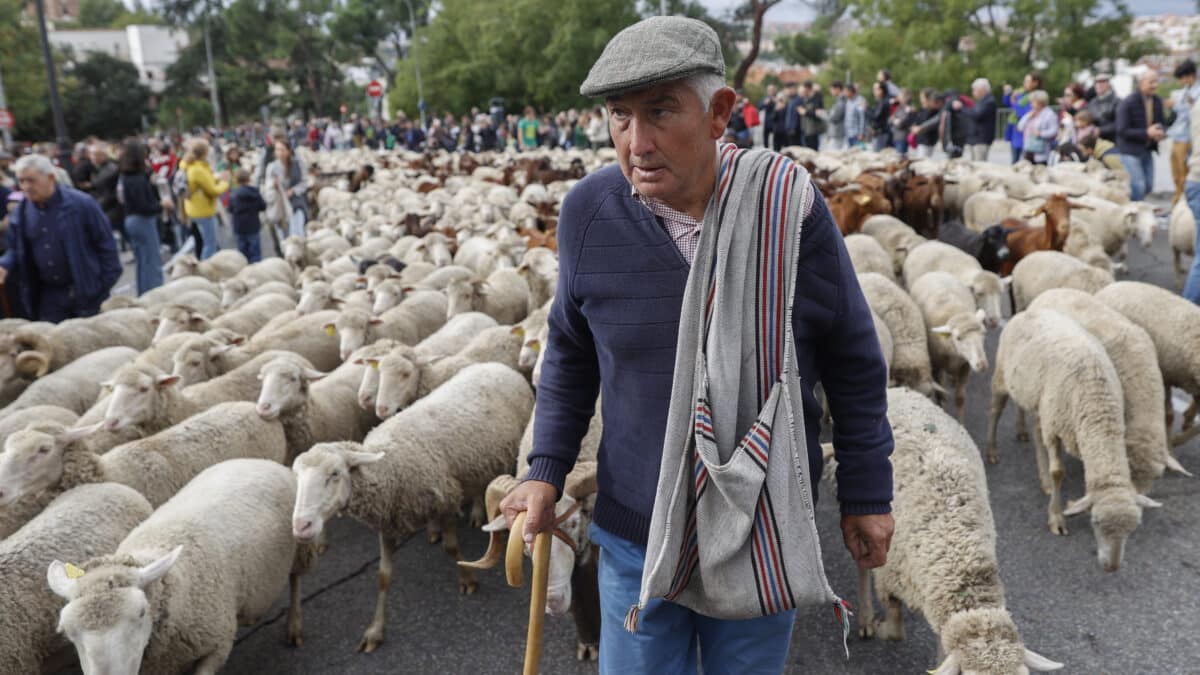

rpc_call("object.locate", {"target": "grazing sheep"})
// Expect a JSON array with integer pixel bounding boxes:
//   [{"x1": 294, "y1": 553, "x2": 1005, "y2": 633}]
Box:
[
  {"x1": 518, "y1": 247, "x2": 559, "y2": 313},
  {"x1": 1028, "y1": 289, "x2": 1185, "y2": 492},
  {"x1": 2, "y1": 308, "x2": 152, "y2": 387},
  {"x1": 170, "y1": 250, "x2": 249, "y2": 282},
  {"x1": 0, "y1": 347, "x2": 138, "y2": 420},
  {"x1": 325, "y1": 290, "x2": 448, "y2": 361},
  {"x1": 136, "y1": 276, "x2": 220, "y2": 311},
  {"x1": 290, "y1": 362, "x2": 533, "y2": 652},
  {"x1": 909, "y1": 272, "x2": 989, "y2": 422},
  {"x1": 845, "y1": 234, "x2": 897, "y2": 280},
  {"x1": 295, "y1": 280, "x2": 341, "y2": 315},
  {"x1": 853, "y1": 387, "x2": 1063, "y2": 675},
  {"x1": 1095, "y1": 281, "x2": 1200, "y2": 435},
  {"x1": 1169, "y1": 197, "x2": 1195, "y2": 287},
  {"x1": 901, "y1": 241, "x2": 1007, "y2": 327},
  {"x1": 988, "y1": 309, "x2": 1157, "y2": 570},
  {"x1": 0, "y1": 402, "x2": 286, "y2": 536},
  {"x1": 220, "y1": 279, "x2": 298, "y2": 310},
  {"x1": 49, "y1": 459, "x2": 314, "y2": 674},
  {"x1": 256, "y1": 356, "x2": 375, "y2": 461},
  {"x1": 0, "y1": 483, "x2": 151, "y2": 673},
  {"x1": 857, "y1": 273, "x2": 938, "y2": 398},
  {"x1": 1011, "y1": 251, "x2": 1114, "y2": 312},
  {"x1": 861, "y1": 215, "x2": 927, "y2": 276},
  {"x1": 207, "y1": 292, "x2": 298, "y2": 338},
  {"x1": 446, "y1": 268, "x2": 530, "y2": 325},
  {"x1": 1069, "y1": 198, "x2": 1156, "y2": 258}
]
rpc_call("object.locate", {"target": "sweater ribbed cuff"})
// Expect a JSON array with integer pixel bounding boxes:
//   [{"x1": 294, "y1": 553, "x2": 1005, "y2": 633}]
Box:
[
  {"x1": 839, "y1": 500, "x2": 892, "y2": 516},
  {"x1": 523, "y1": 456, "x2": 570, "y2": 499}
]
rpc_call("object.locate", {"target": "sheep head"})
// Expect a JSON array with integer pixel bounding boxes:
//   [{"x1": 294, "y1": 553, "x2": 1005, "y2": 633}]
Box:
[
  {"x1": 151, "y1": 305, "x2": 211, "y2": 342},
  {"x1": 445, "y1": 278, "x2": 487, "y2": 319},
  {"x1": 219, "y1": 279, "x2": 250, "y2": 309},
  {"x1": 0, "y1": 422, "x2": 95, "y2": 504},
  {"x1": 371, "y1": 279, "x2": 409, "y2": 314},
  {"x1": 256, "y1": 356, "x2": 325, "y2": 420},
  {"x1": 296, "y1": 281, "x2": 335, "y2": 315},
  {"x1": 291, "y1": 442, "x2": 384, "y2": 543},
  {"x1": 103, "y1": 364, "x2": 180, "y2": 432},
  {"x1": 169, "y1": 254, "x2": 201, "y2": 280},
  {"x1": 935, "y1": 608, "x2": 1062, "y2": 674},
  {"x1": 170, "y1": 332, "x2": 244, "y2": 387},
  {"x1": 968, "y1": 271, "x2": 1005, "y2": 329},
  {"x1": 930, "y1": 310, "x2": 989, "y2": 373},
  {"x1": 1122, "y1": 203, "x2": 1157, "y2": 249},
  {"x1": 328, "y1": 307, "x2": 381, "y2": 362},
  {"x1": 1063, "y1": 487, "x2": 1158, "y2": 573},
  {"x1": 372, "y1": 347, "x2": 425, "y2": 419},
  {"x1": 49, "y1": 547, "x2": 183, "y2": 675}
]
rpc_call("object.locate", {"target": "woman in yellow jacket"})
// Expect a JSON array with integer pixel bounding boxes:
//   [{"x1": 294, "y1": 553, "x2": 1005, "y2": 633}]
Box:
[{"x1": 182, "y1": 138, "x2": 229, "y2": 260}]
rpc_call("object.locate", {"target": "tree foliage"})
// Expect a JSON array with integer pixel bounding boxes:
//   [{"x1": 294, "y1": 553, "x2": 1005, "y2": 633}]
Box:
[
  {"x1": 76, "y1": 0, "x2": 161, "y2": 27},
  {"x1": 62, "y1": 51, "x2": 151, "y2": 138},
  {"x1": 328, "y1": 0, "x2": 430, "y2": 82},
  {"x1": 776, "y1": 31, "x2": 828, "y2": 66},
  {"x1": 0, "y1": 0, "x2": 50, "y2": 139}
]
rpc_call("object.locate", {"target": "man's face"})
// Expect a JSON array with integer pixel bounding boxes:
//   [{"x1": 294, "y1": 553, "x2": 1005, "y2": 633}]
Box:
[
  {"x1": 1096, "y1": 79, "x2": 1111, "y2": 95},
  {"x1": 1023, "y1": 75, "x2": 1036, "y2": 91},
  {"x1": 607, "y1": 80, "x2": 732, "y2": 205},
  {"x1": 1140, "y1": 74, "x2": 1159, "y2": 96},
  {"x1": 767, "y1": 84, "x2": 777, "y2": 96},
  {"x1": 973, "y1": 85, "x2": 987, "y2": 100},
  {"x1": 89, "y1": 148, "x2": 107, "y2": 166},
  {"x1": 831, "y1": 86, "x2": 843, "y2": 98},
  {"x1": 17, "y1": 169, "x2": 56, "y2": 203}
]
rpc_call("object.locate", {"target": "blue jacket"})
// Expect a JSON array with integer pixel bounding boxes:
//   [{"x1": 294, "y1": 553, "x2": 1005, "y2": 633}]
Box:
[
  {"x1": 229, "y1": 185, "x2": 267, "y2": 235},
  {"x1": 1116, "y1": 91, "x2": 1166, "y2": 158},
  {"x1": 0, "y1": 185, "x2": 122, "y2": 318},
  {"x1": 1003, "y1": 89, "x2": 1032, "y2": 147},
  {"x1": 527, "y1": 163, "x2": 894, "y2": 545}
]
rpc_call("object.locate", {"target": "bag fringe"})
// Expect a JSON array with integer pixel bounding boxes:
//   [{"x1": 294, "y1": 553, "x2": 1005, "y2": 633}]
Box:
[
  {"x1": 833, "y1": 598, "x2": 853, "y2": 659},
  {"x1": 624, "y1": 604, "x2": 641, "y2": 634}
]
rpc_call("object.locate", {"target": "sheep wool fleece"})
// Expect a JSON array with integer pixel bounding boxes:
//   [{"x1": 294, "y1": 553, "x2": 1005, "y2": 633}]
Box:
[{"x1": 635, "y1": 144, "x2": 841, "y2": 626}]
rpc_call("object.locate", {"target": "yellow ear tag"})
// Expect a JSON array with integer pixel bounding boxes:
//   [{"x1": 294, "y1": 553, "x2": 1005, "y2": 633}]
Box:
[
  {"x1": 854, "y1": 194, "x2": 872, "y2": 206},
  {"x1": 65, "y1": 563, "x2": 85, "y2": 579},
  {"x1": 369, "y1": 360, "x2": 380, "y2": 370},
  {"x1": 324, "y1": 326, "x2": 336, "y2": 336}
]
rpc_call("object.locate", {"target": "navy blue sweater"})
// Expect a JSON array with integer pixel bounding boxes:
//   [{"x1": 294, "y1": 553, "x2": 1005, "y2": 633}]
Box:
[{"x1": 527, "y1": 164, "x2": 893, "y2": 546}]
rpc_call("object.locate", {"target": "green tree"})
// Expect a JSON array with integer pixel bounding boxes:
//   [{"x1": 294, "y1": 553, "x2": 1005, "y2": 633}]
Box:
[
  {"x1": 0, "y1": 0, "x2": 51, "y2": 140},
  {"x1": 62, "y1": 51, "x2": 151, "y2": 138},
  {"x1": 329, "y1": 0, "x2": 431, "y2": 83},
  {"x1": 77, "y1": 0, "x2": 125, "y2": 27},
  {"x1": 776, "y1": 31, "x2": 828, "y2": 66}
]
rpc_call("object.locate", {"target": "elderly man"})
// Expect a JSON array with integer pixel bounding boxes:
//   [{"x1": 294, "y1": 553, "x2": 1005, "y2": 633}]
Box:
[
  {"x1": 1088, "y1": 73, "x2": 1119, "y2": 142},
  {"x1": 957, "y1": 78, "x2": 998, "y2": 161},
  {"x1": 1116, "y1": 70, "x2": 1167, "y2": 202},
  {"x1": 0, "y1": 155, "x2": 121, "y2": 322},
  {"x1": 500, "y1": 16, "x2": 893, "y2": 674}
]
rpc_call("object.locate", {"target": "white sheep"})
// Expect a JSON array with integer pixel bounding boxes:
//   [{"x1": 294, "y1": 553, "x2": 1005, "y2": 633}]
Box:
[
  {"x1": 256, "y1": 355, "x2": 376, "y2": 461},
  {"x1": 416, "y1": 264, "x2": 477, "y2": 290},
  {"x1": 325, "y1": 290, "x2": 447, "y2": 361},
  {"x1": 853, "y1": 387, "x2": 1063, "y2": 675},
  {"x1": 1069, "y1": 197, "x2": 1156, "y2": 259},
  {"x1": 134, "y1": 276, "x2": 220, "y2": 312},
  {"x1": 861, "y1": 215, "x2": 927, "y2": 276},
  {"x1": 0, "y1": 346, "x2": 137, "y2": 420},
  {"x1": 1, "y1": 308, "x2": 152, "y2": 386},
  {"x1": 1169, "y1": 197, "x2": 1195, "y2": 287},
  {"x1": 154, "y1": 292, "x2": 297, "y2": 343},
  {"x1": 902, "y1": 241, "x2": 1007, "y2": 327},
  {"x1": 290, "y1": 362, "x2": 533, "y2": 652},
  {"x1": 169, "y1": 250, "x2": 248, "y2": 282},
  {"x1": 1028, "y1": 289, "x2": 1186, "y2": 492},
  {"x1": 220, "y1": 279, "x2": 298, "y2": 311},
  {"x1": 857, "y1": 273, "x2": 939, "y2": 398},
  {"x1": 518, "y1": 247, "x2": 559, "y2": 313},
  {"x1": 229, "y1": 256, "x2": 295, "y2": 288},
  {"x1": 871, "y1": 309, "x2": 894, "y2": 376},
  {"x1": 0, "y1": 483, "x2": 151, "y2": 673},
  {"x1": 176, "y1": 309, "x2": 343, "y2": 381},
  {"x1": 962, "y1": 190, "x2": 1034, "y2": 231},
  {"x1": 413, "y1": 311, "x2": 499, "y2": 358},
  {"x1": 0, "y1": 404, "x2": 77, "y2": 449},
  {"x1": 446, "y1": 268, "x2": 530, "y2": 325},
  {"x1": 49, "y1": 459, "x2": 314, "y2": 673},
  {"x1": 1010, "y1": 251, "x2": 1114, "y2": 312},
  {"x1": 987, "y1": 309, "x2": 1158, "y2": 570},
  {"x1": 845, "y1": 233, "x2": 897, "y2": 281},
  {"x1": 909, "y1": 272, "x2": 989, "y2": 422}
]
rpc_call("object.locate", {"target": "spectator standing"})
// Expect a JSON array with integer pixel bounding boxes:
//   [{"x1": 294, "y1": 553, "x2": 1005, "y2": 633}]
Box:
[
  {"x1": 117, "y1": 139, "x2": 166, "y2": 295},
  {"x1": 1087, "y1": 74, "x2": 1119, "y2": 142},
  {"x1": 229, "y1": 169, "x2": 266, "y2": 264},
  {"x1": 183, "y1": 138, "x2": 230, "y2": 260},
  {"x1": 878, "y1": 69, "x2": 900, "y2": 98},
  {"x1": 889, "y1": 88, "x2": 916, "y2": 155},
  {"x1": 518, "y1": 107, "x2": 540, "y2": 151},
  {"x1": 89, "y1": 144, "x2": 126, "y2": 252},
  {"x1": 1003, "y1": 72, "x2": 1042, "y2": 164},
  {"x1": 844, "y1": 84, "x2": 867, "y2": 147},
  {"x1": 1116, "y1": 70, "x2": 1166, "y2": 202},
  {"x1": 741, "y1": 97, "x2": 760, "y2": 146},
  {"x1": 265, "y1": 141, "x2": 308, "y2": 238},
  {"x1": 798, "y1": 80, "x2": 825, "y2": 150},
  {"x1": 586, "y1": 107, "x2": 610, "y2": 148},
  {"x1": 1181, "y1": 97, "x2": 1200, "y2": 302},
  {"x1": 69, "y1": 143, "x2": 94, "y2": 191},
  {"x1": 910, "y1": 88, "x2": 943, "y2": 158},
  {"x1": 956, "y1": 79, "x2": 995, "y2": 161},
  {"x1": 0, "y1": 155, "x2": 121, "y2": 322},
  {"x1": 826, "y1": 81, "x2": 847, "y2": 150},
  {"x1": 573, "y1": 112, "x2": 591, "y2": 149},
  {"x1": 868, "y1": 81, "x2": 891, "y2": 151},
  {"x1": 759, "y1": 83, "x2": 778, "y2": 149},
  {"x1": 939, "y1": 90, "x2": 968, "y2": 158},
  {"x1": 1017, "y1": 90, "x2": 1059, "y2": 165},
  {"x1": 1168, "y1": 60, "x2": 1200, "y2": 204}
]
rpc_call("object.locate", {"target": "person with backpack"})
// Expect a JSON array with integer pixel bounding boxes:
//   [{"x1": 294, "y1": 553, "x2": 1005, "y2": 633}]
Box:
[
  {"x1": 181, "y1": 138, "x2": 230, "y2": 260},
  {"x1": 117, "y1": 139, "x2": 166, "y2": 295}
]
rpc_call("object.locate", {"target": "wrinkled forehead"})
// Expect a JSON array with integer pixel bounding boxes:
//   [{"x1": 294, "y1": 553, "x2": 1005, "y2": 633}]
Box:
[{"x1": 605, "y1": 79, "x2": 697, "y2": 109}]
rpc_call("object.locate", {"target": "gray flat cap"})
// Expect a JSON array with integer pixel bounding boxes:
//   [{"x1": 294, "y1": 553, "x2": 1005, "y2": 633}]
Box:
[{"x1": 580, "y1": 16, "x2": 725, "y2": 98}]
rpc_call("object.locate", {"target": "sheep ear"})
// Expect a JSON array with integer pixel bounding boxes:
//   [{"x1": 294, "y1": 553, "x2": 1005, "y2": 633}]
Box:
[
  {"x1": 57, "y1": 422, "x2": 104, "y2": 444},
  {"x1": 1135, "y1": 494, "x2": 1162, "y2": 509},
  {"x1": 1066, "y1": 201, "x2": 1092, "y2": 210},
  {"x1": 150, "y1": 318, "x2": 161, "y2": 326},
  {"x1": 931, "y1": 325, "x2": 953, "y2": 336},
  {"x1": 331, "y1": 297, "x2": 346, "y2": 306},
  {"x1": 1063, "y1": 494, "x2": 1093, "y2": 516},
  {"x1": 481, "y1": 514, "x2": 510, "y2": 533},
  {"x1": 1023, "y1": 648, "x2": 1064, "y2": 671},
  {"x1": 930, "y1": 653, "x2": 961, "y2": 675},
  {"x1": 155, "y1": 374, "x2": 181, "y2": 389},
  {"x1": 47, "y1": 560, "x2": 80, "y2": 599},
  {"x1": 510, "y1": 325, "x2": 525, "y2": 337},
  {"x1": 188, "y1": 313, "x2": 210, "y2": 327},
  {"x1": 210, "y1": 343, "x2": 238, "y2": 357},
  {"x1": 301, "y1": 368, "x2": 326, "y2": 381},
  {"x1": 975, "y1": 308, "x2": 987, "y2": 323},
  {"x1": 137, "y1": 546, "x2": 182, "y2": 588},
  {"x1": 368, "y1": 318, "x2": 384, "y2": 326},
  {"x1": 344, "y1": 450, "x2": 385, "y2": 467},
  {"x1": 355, "y1": 276, "x2": 368, "y2": 284}
]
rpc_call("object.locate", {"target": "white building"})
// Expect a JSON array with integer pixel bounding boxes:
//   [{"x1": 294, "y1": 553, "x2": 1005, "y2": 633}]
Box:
[{"x1": 48, "y1": 25, "x2": 189, "y2": 93}]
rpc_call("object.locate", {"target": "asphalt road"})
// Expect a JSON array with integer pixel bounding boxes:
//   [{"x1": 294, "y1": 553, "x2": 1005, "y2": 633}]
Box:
[{"x1": 89, "y1": 148, "x2": 1195, "y2": 675}]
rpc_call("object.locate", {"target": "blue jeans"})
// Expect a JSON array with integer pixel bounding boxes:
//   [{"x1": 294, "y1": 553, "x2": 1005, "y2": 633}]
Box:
[
  {"x1": 591, "y1": 523, "x2": 795, "y2": 675},
  {"x1": 194, "y1": 216, "x2": 220, "y2": 260},
  {"x1": 1121, "y1": 153, "x2": 1155, "y2": 201},
  {"x1": 872, "y1": 133, "x2": 891, "y2": 152},
  {"x1": 237, "y1": 232, "x2": 262, "y2": 263},
  {"x1": 289, "y1": 209, "x2": 307, "y2": 238},
  {"x1": 123, "y1": 214, "x2": 163, "y2": 296},
  {"x1": 1183, "y1": 181, "x2": 1200, "y2": 304},
  {"x1": 1010, "y1": 143, "x2": 1023, "y2": 164}
]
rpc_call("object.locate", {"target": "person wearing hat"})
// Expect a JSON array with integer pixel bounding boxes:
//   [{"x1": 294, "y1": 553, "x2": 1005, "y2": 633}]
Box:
[
  {"x1": 499, "y1": 16, "x2": 893, "y2": 673},
  {"x1": 1087, "y1": 73, "x2": 1119, "y2": 143}
]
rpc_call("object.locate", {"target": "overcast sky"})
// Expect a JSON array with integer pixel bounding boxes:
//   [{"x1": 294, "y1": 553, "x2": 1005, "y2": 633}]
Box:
[{"x1": 697, "y1": 0, "x2": 1197, "y2": 24}]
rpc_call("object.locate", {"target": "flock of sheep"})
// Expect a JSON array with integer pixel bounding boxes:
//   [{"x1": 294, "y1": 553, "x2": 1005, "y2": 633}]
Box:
[{"x1": 0, "y1": 141, "x2": 1194, "y2": 675}]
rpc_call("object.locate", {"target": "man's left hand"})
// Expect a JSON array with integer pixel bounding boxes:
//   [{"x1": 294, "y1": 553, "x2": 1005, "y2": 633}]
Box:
[{"x1": 840, "y1": 513, "x2": 894, "y2": 569}]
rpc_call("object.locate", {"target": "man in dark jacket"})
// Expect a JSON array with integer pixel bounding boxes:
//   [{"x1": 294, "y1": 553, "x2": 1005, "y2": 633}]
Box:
[
  {"x1": 759, "y1": 83, "x2": 777, "y2": 150},
  {"x1": 799, "y1": 80, "x2": 825, "y2": 150},
  {"x1": 1116, "y1": 70, "x2": 1167, "y2": 201},
  {"x1": 0, "y1": 155, "x2": 121, "y2": 322},
  {"x1": 782, "y1": 82, "x2": 803, "y2": 148},
  {"x1": 959, "y1": 78, "x2": 998, "y2": 161},
  {"x1": 1087, "y1": 73, "x2": 1119, "y2": 142},
  {"x1": 229, "y1": 169, "x2": 266, "y2": 263}
]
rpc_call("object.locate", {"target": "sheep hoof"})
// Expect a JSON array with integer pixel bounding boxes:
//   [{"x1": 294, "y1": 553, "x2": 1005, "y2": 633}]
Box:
[
  {"x1": 577, "y1": 642, "x2": 599, "y2": 661},
  {"x1": 1040, "y1": 482, "x2": 1052, "y2": 496},
  {"x1": 357, "y1": 629, "x2": 385, "y2": 653},
  {"x1": 1048, "y1": 517, "x2": 1068, "y2": 536},
  {"x1": 428, "y1": 531, "x2": 442, "y2": 544},
  {"x1": 986, "y1": 448, "x2": 1000, "y2": 465},
  {"x1": 459, "y1": 578, "x2": 479, "y2": 595},
  {"x1": 288, "y1": 631, "x2": 304, "y2": 648},
  {"x1": 857, "y1": 622, "x2": 875, "y2": 639},
  {"x1": 1016, "y1": 431, "x2": 1029, "y2": 442},
  {"x1": 874, "y1": 619, "x2": 904, "y2": 641}
]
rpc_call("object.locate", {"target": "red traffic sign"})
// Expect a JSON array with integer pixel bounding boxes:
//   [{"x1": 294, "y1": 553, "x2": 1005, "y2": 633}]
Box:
[
  {"x1": 366, "y1": 81, "x2": 384, "y2": 98},
  {"x1": 0, "y1": 109, "x2": 13, "y2": 130}
]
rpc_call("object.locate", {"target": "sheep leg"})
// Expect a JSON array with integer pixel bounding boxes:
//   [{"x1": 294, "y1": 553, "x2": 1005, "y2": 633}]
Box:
[
  {"x1": 874, "y1": 594, "x2": 905, "y2": 641},
  {"x1": 1032, "y1": 413, "x2": 1052, "y2": 495},
  {"x1": 192, "y1": 644, "x2": 233, "y2": 675},
  {"x1": 358, "y1": 531, "x2": 398, "y2": 653},
  {"x1": 986, "y1": 389, "x2": 1008, "y2": 464},
  {"x1": 1045, "y1": 430, "x2": 1068, "y2": 536},
  {"x1": 856, "y1": 567, "x2": 876, "y2": 639},
  {"x1": 469, "y1": 496, "x2": 487, "y2": 528},
  {"x1": 287, "y1": 573, "x2": 304, "y2": 647},
  {"x1": 427, "y1": 517, "x2": 443, "y2": 544},
  {"x1": 440, "y1": 514, "x2": 478, "y2": 594},
  {"x1": 1165, "y1": 385, "x2": 1175, "y2": 431},
  {"x1": 1174, "y1": 250, "x2": 1185, "y2": 288},
  {"x1": 954, "y1": 366, "x2": 968, "y2": 424},
  {"x1": 1015, "y1": 409, "x2": 1029, "y2": 442}
]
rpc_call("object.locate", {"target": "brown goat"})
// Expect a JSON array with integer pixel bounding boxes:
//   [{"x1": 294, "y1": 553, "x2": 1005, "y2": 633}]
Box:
[
  {"x1": 998, "y1": 193, "x2": 1088, "y2": 276},
  {"x1": 828, "y1": 185, "x2": 892, "y2": 236},
  {"x1": 900, "y1": 173, "x2": 945, "y2": 239}
]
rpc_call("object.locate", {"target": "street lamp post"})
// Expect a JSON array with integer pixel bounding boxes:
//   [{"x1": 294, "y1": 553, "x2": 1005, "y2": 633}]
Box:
[
  {"x1": 33, "y1": 0, "x2": 71, "y2": 168},
  {"x1": 402, "y1": 0, "x2": 426, "y2": 131}
]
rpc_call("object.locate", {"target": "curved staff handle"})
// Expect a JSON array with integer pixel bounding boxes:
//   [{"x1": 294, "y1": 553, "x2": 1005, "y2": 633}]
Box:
[{"x1": 506, "y1": 511, "x2": 551, "y2": 675}]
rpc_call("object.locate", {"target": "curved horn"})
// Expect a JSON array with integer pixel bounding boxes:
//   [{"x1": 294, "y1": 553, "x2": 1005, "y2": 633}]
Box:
[
  {"x1": 458, "y1": 514, "x2": 508, "y2": 571},
  {"x1": 13, "y1": 329, "x2": 53, "y2": 357},
  {"x1": 1023, "y1": 648, "x2": 1064, "y2": 671},
  {"x1": 1163, "y1": 453, "x2": 1193, "y2": 477},
  {"x1": 15, "y1": 351, "x2": 51, "y2": 378}
]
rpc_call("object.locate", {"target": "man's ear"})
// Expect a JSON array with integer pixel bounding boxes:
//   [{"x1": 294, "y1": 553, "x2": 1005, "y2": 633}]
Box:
[{"x1": 708, "y1": 87, "x2": 739, "y2": 140}]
